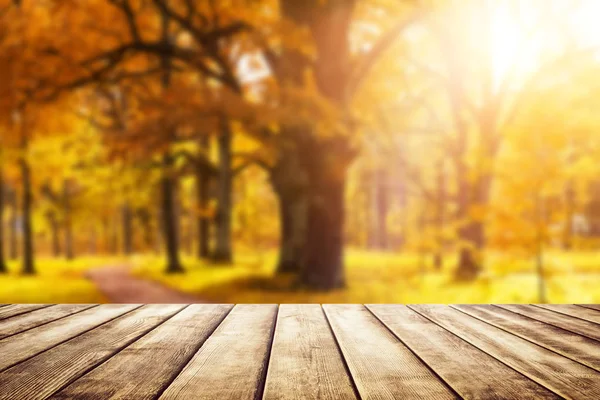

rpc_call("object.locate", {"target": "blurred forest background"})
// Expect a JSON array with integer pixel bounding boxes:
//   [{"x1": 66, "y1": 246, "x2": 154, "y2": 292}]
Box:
[{"x1": 1, "y1": 0, "x2": 600, "y2": 304}]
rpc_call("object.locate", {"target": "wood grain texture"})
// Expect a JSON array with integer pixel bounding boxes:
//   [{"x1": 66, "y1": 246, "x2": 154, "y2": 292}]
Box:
[
  {"x1": 53, "y1": 304, "x2": 234, "y2": 400},
  {"x1": 411, "y1": 305, "x2": 600, "y2": 400},
  {"x1": 454, "y1": 304, "x2": 600, "y2": 371},
  {"x1": 263, "y1": 304, "x2": 357, "y2": 400},
  {"x1": 324, "y1": 304, "x2": 457, "y2": 400},
  {"x1": 581, "y1": 304, "x2": 600, "y2": 312},
  {"x1": 0, "y1": 304, "x2": 52, "y2": 321},
  {"x1": 367, "y1": 304, "x2": 559, "y2": 399},
  {"x1": 498, "y1": 304, "x2": 600, "y2": 341},
  {"x1": 535, "y1": 304, "x2": 600, "y2": 325},
  {"x1": 0, "y1": 304, "x2": 185, "y2": 400},
  {"x1": 0, "y1": 304, "x2": 139, "y2": 372},
  {"x1": 159, "y1": 304, "x2": 277, "y2": 400},
  {"x1": 0, "y1": 304, "x2": 598, "y2": 399},
  {"x1": 0, "y1": 304, "x2": 95, "y2": 339}
]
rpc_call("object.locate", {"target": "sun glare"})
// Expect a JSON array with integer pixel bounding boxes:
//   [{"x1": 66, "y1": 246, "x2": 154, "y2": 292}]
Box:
[{"x1": 489, "y1": 0, "x2": 600, "y2": 90}]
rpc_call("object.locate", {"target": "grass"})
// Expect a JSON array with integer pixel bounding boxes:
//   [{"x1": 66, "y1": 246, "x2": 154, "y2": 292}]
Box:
[
  {"x1": 0, "y1": 256, "x2": 125, "y2": 303},
  {"x1": 2, "y1": 249, "x2": 600, "y2": 303},
  {"x1": 132, "y1": 249, "x2": 600, "y2": 304}
]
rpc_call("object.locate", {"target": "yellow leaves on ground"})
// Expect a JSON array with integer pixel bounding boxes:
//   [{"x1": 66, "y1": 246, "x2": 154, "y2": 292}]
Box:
[{"x1": 131, "y1": 249, "x2": 600, "y2": 304}]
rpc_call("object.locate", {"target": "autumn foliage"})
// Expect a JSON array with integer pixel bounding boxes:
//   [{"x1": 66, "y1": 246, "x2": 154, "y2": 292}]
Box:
[{"x1": 1, "y1": 0, "x2": 600, "y2": 301}]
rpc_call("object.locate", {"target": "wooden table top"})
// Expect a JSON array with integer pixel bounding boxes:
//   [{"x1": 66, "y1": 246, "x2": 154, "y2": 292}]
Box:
[{"x1": 0, "y1": 304, "x2": 599, "y2": 399}]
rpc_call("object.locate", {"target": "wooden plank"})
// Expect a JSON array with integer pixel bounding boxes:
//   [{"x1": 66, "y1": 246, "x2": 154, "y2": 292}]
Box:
[
  {"x1": 263, "y1": 304, "x2": 357, "y2": 400},
  {"x1": 0, "y1": 304, "x2": 138, "y2": 372},
  {"x1": 0, "y1": 304, "x2": 95, "y2": 339},
  {"x1": 535, "y1": 304, "x2": 600, "y2": 325},
  {"x1": 498, "y1": 304, "x2": 600, "y2": 341},
  {"x1": 581, "y1": 304, "x2": 600, "y2": 312},
  {"x1": 0, "y1": 304, "x2": 52, "y2": 321},
  {"x1": 0, "y1": 304, "x2": 186, "y2": 400},
  {"x1": 159, "y1": 304, "x2": 277, "y2": 400},
  {"x1": 411, "y1": 305, "x2": 600, "y2": 400},
  {"x1": 455, "y1": 304, "x2": 600, "y2": 371},
  {"x1": 53, "y1": 304, "x2": 234, "y2": 400},
  {"x1": 368, "y1": 304, "x2": 558, "y2": 399},
  {"x1": 323, "y1": 304, "x2": 457, "y2": 400}
]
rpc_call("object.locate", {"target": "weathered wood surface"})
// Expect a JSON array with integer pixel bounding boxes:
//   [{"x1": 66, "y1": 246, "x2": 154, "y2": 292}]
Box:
[{"x1": 0, "y1": 304, "x2": 598, "y2": 399}]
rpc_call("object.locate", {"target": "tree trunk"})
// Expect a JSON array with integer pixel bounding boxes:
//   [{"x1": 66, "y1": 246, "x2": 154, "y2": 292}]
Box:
[
  {"x1": 280, "y1": 0, "x2": 356, "y2": 289},
  {"x1": 63, "y1": 180, "x2": 74, "y2": 261},
  {"x1": 453, "y1": 163, "x2": 489, "y2": 280},
  {"x1": 89, "y1": 227, "x2": 97, "y2": 255},
  {"x1": 368, "y1": 168, "x2": 388, "y2": 250},
  {"x1": 111, "y1": 213, "x2": 119, "y2": 255},
  {"x1": 212, "y1": 118, "x2": 233, "y2": 263},
  {"x1": 275, "y1": 187, "x2": 307, "y2": 274},
  {"x1": 137, "y1": 207, "x2": 155, "y2": 251},
  {"x1": 48, "y1": 211, "x2": 61, "y2": 257},
  {"x1": 161, "y1": 152, "x2": 184, "y2": 273},
  {"x1": 0, "y1": 169, "x2": 6, "y2": 273},
  {"x1": 122, "y1": 203, "x2": 133, "y2": 255},
  {"x1": 563, "y1": 181, "x2": 575, "y2": 250},
  {"x1": 8, "y1": 187, "x2": 18, "y2": 260},
  {"x1": 433, "y1": 161, "x2": 446, "y2": 270},
  {"x1": 21, "y1": 154, "x2": 35, "y2": 275},
  {"x1": 270, "y1": 141, "x2": 309, "y2": 275},
  {"x1": 455, "y1": 219, "x2": 485, "y2": 280},
  {"x1": 300, "y1": 161, "x2": 347, "y2": 289},
  {"x1": 195, "y1": 137, "x2": 211, "y2": 259}
]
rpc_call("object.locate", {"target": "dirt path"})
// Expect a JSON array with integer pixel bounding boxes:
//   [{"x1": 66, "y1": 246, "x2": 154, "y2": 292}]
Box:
[{"x1": 85, "y1": 266, "x2": 202, "y2": 303}]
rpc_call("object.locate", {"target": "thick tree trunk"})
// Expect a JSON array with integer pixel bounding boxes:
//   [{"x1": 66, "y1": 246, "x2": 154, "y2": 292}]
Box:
[
  {"x1": 270, "y1": 142, "x2": 309, "y2": 275},
  {"x1": 161, "y1": 152, "x2": 184, "y2": 273},
  {"x1": 212, "y1": 119, "x2": 233, "y2": 263},
  {"x1": 275, "y1": 188, "x2": 307, "y2": 274},
  {"x1": 21, "y1": 156, "x2": 35, "y2": 275},
  {"x1": 122, "y1": 204, "x2": 133, "y2": 255},
  {"x1": 280, "y1": 0, "x2": 356, "y2": 289},
  {"x1": 301, "y1": 162, "x2": 347, "y2": 289},
  {"x1": 0, "y1": 170, "x2": 6, "y2": 273},
  {"x1": 63, "y1": 180, "x2": 74, "y2": 260},
  {"x1": 195, "y1": 136, "x2": 211, "y2": 259}
]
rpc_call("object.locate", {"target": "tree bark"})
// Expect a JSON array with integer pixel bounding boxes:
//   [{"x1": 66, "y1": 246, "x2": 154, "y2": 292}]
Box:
[
  {"x1": 212, "y1": 118, "x2": 233, "y2": 263},
  {"x1": 454, "y1": 173, "x2": 489, "y2": 280},
  {"x1": 301, "y1": 154, "x2": 347, "y2": 289},
  {"x1": 21, "y1": 152, "x2": 35, "y2": 274},
  {"x1": 8, "y1": 187, "x2": 17, "y2": 260},
  {"x1": 270, "y1": 141, "x2": 309, "y2": 275},
  {"x1": 195, "y1": 137, "x2": 211, "y2": 259},
  {"x1": 368, "y1": 168, "x2": 389, "y2": 250},
  {"x1": 161, "y1": 152, "x2": 184, "y2": 273},
  {"x1": 63, "y1": 180, "x2": 74, "y2": 261},
  {"x1": 137, "y1": 207, "x2": 155, "y2": 252},
  {"x1": 122, "y1": 203, "x2": 133, "y2": 255},
  {"x1": 563, "y1": 181, "x2": 575, "y2": 250},
  {"x1": 0, "y1": 169, "x2": 6, "y2": 273},
  {"x1": 47, "y1": 211, "x2": 61, "y2": 257},
  {"x1": 433, "y1": 161, "x2": 446, "y2": 269},
  {"x1": 275, "y1": 195, "x2": 307, "y2": 274}
]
